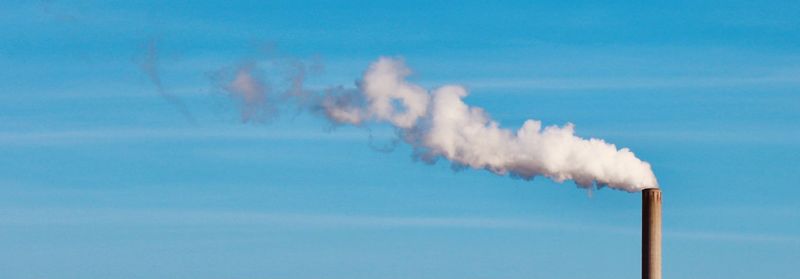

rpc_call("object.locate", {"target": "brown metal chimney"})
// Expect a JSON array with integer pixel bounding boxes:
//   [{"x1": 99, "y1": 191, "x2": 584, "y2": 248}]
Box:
[{"x1": 642, "y1": 188, "x2": 662, "y2": 279}]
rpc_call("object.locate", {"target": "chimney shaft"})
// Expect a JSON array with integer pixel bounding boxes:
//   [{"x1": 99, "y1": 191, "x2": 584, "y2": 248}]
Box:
[{"x1": 643, "y1": 188, "x2": 662, "y2": 279}]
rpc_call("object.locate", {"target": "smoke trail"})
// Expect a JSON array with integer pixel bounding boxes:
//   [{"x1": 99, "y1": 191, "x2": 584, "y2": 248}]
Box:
[
  {"x1": 137, "y1": 37, "x2": 196, "y2": 123},
  {"x1": 211, "y1": 52, "x2": 326, "y2": 123},
  {"x1": 220, "y1": 56, "x2": 658, "y2": 192},
  {"x1": 216, "y1": 62, "x2": 277, "y2": 123}
]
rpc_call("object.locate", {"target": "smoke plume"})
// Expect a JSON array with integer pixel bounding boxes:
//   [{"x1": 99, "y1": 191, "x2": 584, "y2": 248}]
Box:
[
  {"x1": 137, "y1": 38, "x2": 196, "y2": 123},
  {"x1": 219, "y1": 56, "x2": 658, "y2": 192},
  {"x1": 220, "y1": 63, "x2": 276, "y2": 122}
]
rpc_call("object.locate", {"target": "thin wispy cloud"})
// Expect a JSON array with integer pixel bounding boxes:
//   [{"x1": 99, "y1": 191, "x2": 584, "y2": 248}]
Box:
[
  {"x1": 0, "y1": 207, "x2": 565, "y2": 229},
  {"x1": 580, "y1": 129, "x2": 800, "y2": 145},
  {"x1": 669, "y1": 205, "x2": 800, "y2": 218},
  {"x1": 0, "y1": 127, "x2": 392, "y2": 146},
  {"x1": 665, "y1": 230, "x2": 800, "y2": 245},
  {"x1": 462, "y1": 74, "x2": 800, "y2": 91},
  {"x1": 1, "y1": 126, "x2": 793, "y2": 146},
  {"x1": 3, "y1": 207, "x2": 796, "y2": 244}
]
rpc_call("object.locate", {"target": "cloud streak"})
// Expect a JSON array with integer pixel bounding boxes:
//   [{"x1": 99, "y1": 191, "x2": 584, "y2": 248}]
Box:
[
  {"x1": 0, "y1": 127, "x2": 391, "y2": 146},
  {"x1": 459, "y1": 74, "x2": 800, "y2": 91},
  {"x1": 3, "y1": 207, "x2": 797, "y2": 244}
]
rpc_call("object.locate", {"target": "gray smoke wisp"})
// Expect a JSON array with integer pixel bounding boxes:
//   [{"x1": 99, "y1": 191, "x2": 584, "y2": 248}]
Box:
[
  {"x1": 219, "y1": 63, "x2": 276, "y2": 123},
  {"x1": 137, "y1": 38, "x2": 196, "y2": 123},
  {"x1": 219, "y1": 56, "x2": 659, "y2": 192},
  {"x1": 211, "y1": 53, "x2": 325, "y2": 123}
]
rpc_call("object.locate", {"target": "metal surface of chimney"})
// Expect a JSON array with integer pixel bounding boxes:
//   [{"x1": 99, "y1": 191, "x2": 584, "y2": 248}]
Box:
[{"x1": 643, "y1": 188, "x2": 662, "y2": 279}]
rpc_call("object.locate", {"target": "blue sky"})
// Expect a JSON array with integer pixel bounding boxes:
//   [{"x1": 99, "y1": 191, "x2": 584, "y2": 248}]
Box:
[{"x1": 1, "y1": 1, "x2": 799, "y2": 278}]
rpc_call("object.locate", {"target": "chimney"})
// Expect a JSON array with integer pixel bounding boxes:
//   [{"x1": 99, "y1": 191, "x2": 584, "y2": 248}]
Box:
[{"x1": 642, "y1": 188, "x2": 662, "y2": 279}]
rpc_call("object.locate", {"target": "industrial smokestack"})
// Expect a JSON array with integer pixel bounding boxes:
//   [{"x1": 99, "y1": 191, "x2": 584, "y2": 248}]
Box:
[{"x1": 643, "y1": 188, "x2": 662, "y2": 279}]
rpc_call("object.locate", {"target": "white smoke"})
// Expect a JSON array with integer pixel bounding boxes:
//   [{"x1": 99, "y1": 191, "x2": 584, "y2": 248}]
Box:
[{"x1": 223, "y1": 56, "x2": 658, "y2": 192}]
